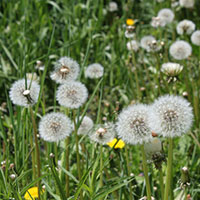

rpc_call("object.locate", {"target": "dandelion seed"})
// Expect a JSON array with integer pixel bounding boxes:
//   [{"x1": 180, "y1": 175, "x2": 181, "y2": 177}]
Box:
[
  {"x1": 140, "y1": 36, "x2": 161, "y2": 52},
  {"x1": 169, "y1": 40, "x2": 192, "y2": 60},
  {"x1": 161, "y1": 62, "x2": 183, "y2": 77},
  {"x1": 56, "y1": 81, "x2": 88, "y2": 109},
  {"x1": 50, "y1": 56, "x2": 80, "y2": 83},
  {"x1": 9, "y1": 79, "x2": 40, "y2": 107},
  {"x1": 77, "y1": 116, "x2": 94, "y2": 135},
  {"x1": 191, "y1": 30, "x2": 200, "y2": 46},
  {"x1": 39, "y1": 112, "x2": 72, "y2": 142},
  {"x1": 179, "y1": 0, "x2": 194, "y2": 8},
  {"x1": 108, "y1": 1, "x2": 118, "y2": 12},
  {"x1": 127, "y1": 40, "x2": 139, "y2": 51},
  {"x1": 149, "y1": 95, "x2": 193, "y2": 138},
  {"x1": 89, "y1": 123, "x2": 115, "y2": 144},
  {"x1": 176, "y1": 20, "x2": 195, "y2": 35},
  {"x1": 85, "y1": 63, "x2": 104, "y2": 79},
  {"x1": 116, "y1": 104, "x2": 153, "y2": 145},
  {"x1": 157, "y1": 8, "x2": 174, "y2": 25}
]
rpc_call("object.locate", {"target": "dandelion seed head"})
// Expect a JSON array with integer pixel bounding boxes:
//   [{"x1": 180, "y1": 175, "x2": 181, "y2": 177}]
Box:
[
  {"x1": 140, "y1": 36, "x2": 161, "y2": 52},
  {"x1": 127, "y1": 40, "x2": 139, "y2": 51},
  {"x1": 169, "y1": 40, "x2": 192, "y2": 60},
  {"x1": 89, "y1": 123, "x2": 115, "y2": 144},
  {"x1": 144, "y1": 138, "x2": 162, "y2": 156},
  {"x1": 56, "y1": 81, "x2": 88, "y2": 109},
  {"x1": 9, "y1": 79, "x2": 40, "y2": 107},
  {"x1": 77, "y1": 116, "x2": 94, "y2": 135},
  {"x1": 151, "y1": 16, "x2": 166, "y2": 27},
  {"x1": 179, "y1": 0, "x2": 194, "y2": 8},
  {"x1": 108, "y1": 1, "x2": 118, "y2": 12},
  {"x1": 85, "y1": 63, "x2": 104, "y2": 79},
  {"x1": 161, "y1": 62, "x2": 183, "y2": 76},
  {"x1": 177, "y1": 20, "x2": 195, "y2": 35},
  {"x1": 149, "y1": 95, "x2": 193, "y2": 138},
  {"x1": 191, "y1": 30, "x2": 200, "y2": 46},
  {"x1": 50, "y1": 57, "x2": 80, "y2": 83},
  {"x1": 158, "y1": 8, "x2": 174, "y2": 25},
  {"x1": 39, "y1": 112, "x2": 72, "y2": 142},
  {"x1": 116, "y1": 104, "x2": 153, "y2": 145}
]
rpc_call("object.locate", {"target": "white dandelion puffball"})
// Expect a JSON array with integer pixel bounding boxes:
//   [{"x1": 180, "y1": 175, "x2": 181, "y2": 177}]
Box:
[
  {"x1": 50, "y1": 56, "x2": 80, "y2": 84},
  {"x1": 140, "y1": 36, "x2": 161, "y2": 52},
  {"x1": 151, "y1": 16, "x2": 166, "y2": 27},
  {"x1": 9, "y1": 79, "x2": 40, "y2": 107},
  {"x1": 191, "y1": 30, "x2": 200, "y2": 46},
  {"x1": 158, "y1": 8, "x2": 174, "y2": 25},
  {"x1": 77, "y1": 116, "x2": 94, "y2": 135},
  {"x1": 179, "y1": 0, "x2": 194, "y2": 8},
  {"x1": 149, "y1": 95, "x2": 193, "y2": 138},
  {"x1": 116, "y1": 104, "x2": 153, "y2": 145},
  {"x1": 144, "y1": 138, "x2": 162, "y2": 156},
  {"x1": 127, "y1": 40, "x2": 139, "y2": 51},
  {"x1": 161, "y1": 62, "x2": 183, "y2": 76},
  {"x1": 89, "y1": 123, "x2": 115, "y2": 144},
  {"x1": 169, "y1": 40, "x2": 192, "y2": 60},
  {"x1": 85, "y1": 63, "x2": 104, "y2": 79},
  {"x1": 39, "y1": 112, "x2": 72, "y2": 142},
  {"x1": 108, "y1": 1, "x2": 118, "y2": 12},
  {"x1": 177, "y1": 20, "x2": 195, "y2": 35},
  {"x1": 56, "y1": 81, "x2": 88, "y2": 109}
]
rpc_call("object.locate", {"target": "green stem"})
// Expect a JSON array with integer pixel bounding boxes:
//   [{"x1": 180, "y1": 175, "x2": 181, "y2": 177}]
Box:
[
  {"x1": 100, "y1": 144, "x2": 103, "y2": 188},
  {"x1": 159, "y1": 168, "x2": 164, "y2": 200},
  {"x1": 141, "y1": 145, "x2": 151, "y2": 200},
  {"x1": 65, "y1": 137, "x2": 70, "y2": 197},
  {"x1": 164, "y1": 138, "x2": 173, "y2": 200}
]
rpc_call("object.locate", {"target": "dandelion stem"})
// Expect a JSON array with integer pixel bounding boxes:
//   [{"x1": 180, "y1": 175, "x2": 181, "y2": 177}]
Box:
[
  {"x1": 65, "y1": 137, "x2": 70, "y2": 197},
  {"x1": 30, "y1": 107, "x2": 41, "y2": 200},
  {"x1": 141, "y1": 145, "x2": 151, "y2": 200},
  {"x1": 164, "y1": 138, "x2": 173, "y2": 200},
  {"x1": 100, "y1": 144, "x2": 103, "y2": 188},
  {"x1": 159, "y1": 168, "x2": 164, "y2": 200}
]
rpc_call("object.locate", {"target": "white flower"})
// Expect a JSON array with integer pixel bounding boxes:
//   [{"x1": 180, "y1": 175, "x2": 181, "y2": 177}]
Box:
[
  {"x1": 77, "y1": 116, "x2": 94, "y2": 135},
  {"x1": 127, "y1": 40, "x2": 139, "y2": 51},
  {"x1": 89, "y1": 123, "x2": 115, "y2": 144},
  {"x1": 56, "y1": 81, "x2": 88, "y2": 109},
  {"x1": 116, "y1": 104, "x2": 153, "y2": 145},
  {"x1": 158, "y1": 8, "x2": 174, "y2": 25},
  {"x1": 85, "y1": 63, "x2": 104, "y2": 79},
  {"x1": 191, "y1": 30, "x2": 200, "y2": 46},
  {"x1": 149, "y1": 95, "x2": 193, "y2": 138},
  {"x1": 108, "y1": 1, "x2": 118, "y2": 12},
  {"x1": 176, "y1": 20, "x2": 195, "y2": 35},
  {"x1": 169, "y1": 40, "x2": 192, "y2": 60},
  {"x1": 9, "y1": 79, "x2": 40, "y2": 107},
  {"x1": 39, "y1": 112, "x2": 72, "y2": 142},
  {"x1": 179, "y1": 0, "x2": 194, "y2": 8},
  {"x1": 161, "y1": 62, "x2": 183, "y2": 76},
  {"x1": 140, "y1": 36, "x2": 161, "y2": 52},
  {"x1": 50, "y1": 57, "x2": 80, "y2": 84}
]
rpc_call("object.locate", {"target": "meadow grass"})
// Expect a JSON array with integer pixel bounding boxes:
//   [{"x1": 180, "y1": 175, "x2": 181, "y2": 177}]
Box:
[{"x1": 0, "y1": 0, "x2": 200, "y2": 199}]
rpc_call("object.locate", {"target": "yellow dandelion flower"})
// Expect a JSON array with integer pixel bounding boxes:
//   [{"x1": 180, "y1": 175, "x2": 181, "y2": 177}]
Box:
[
  {"x1": 126, "y1": 19, "x2": 135, "y2": 26},
  {"x1": 24, "y1": 187, "x2": 44, "y2": 200},
  {"x1": 107, "y1": 138, "x2": 125, "y2": 149}
]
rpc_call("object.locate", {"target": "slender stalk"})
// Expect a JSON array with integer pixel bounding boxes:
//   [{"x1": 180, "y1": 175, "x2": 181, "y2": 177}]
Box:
[
  {"x1": 100, "y1": 144, "x2": 103, "y2": 188},
  {"x1": 164, "y1": 138, "x2": 173, "y2": 200},
  {"x1": 141, "y1": 145, "x2": 151, "y2": 200},
  {"x1": 159, "y1": 168, "x2": 164, "y2": 200},
  {"x1": 30, "y1": 107, "x2": 41, "y2": 200},
  {"x1": 65, "y1": 137, "x2": 70, "y2": 197},
  {"x1": 125, "y1": 146, "x2": 133, "y2": 200}
]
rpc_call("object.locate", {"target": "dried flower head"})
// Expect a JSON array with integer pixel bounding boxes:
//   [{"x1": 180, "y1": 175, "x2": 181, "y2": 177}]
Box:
[
  {"x1": 161, "y1": 62, "x2": 183, "y2": 76},
  {"x1": 77, "y1": 116, "x2": 94, "y2": 135},
  {"x1": 85, "y1": 63, "x2": 104, "y2": 79},
  {"x1": 169, "y1": 40, "x2": 192, "y2": 60},
  {"x1": 9, "y1": 79, "x2": 40, "y2": 107},
  {"x1": 108, "y1": 1, "x2": 118, "y2": 12},
  {"x1": 116, "y1": 104, "x2": 153, "y2": 145},
  {"x1": 50, "y1": 57, "x2": 80, "y2": 83},
  {"x1": 89, "y1": 123, "x2": 115, "y2": 144},
  {"x1": 157, "y1": 8, "x2": 174, "y2": 25},
  {"x1": 179, "y1": 0, "x2": 194, "y2": 8},
  {"x1": 140, "y1": 36, "x2": 161, "y2": 52},
  {"x1": 56, "y1": 81, "x2": 88, "y2": 109},
  {"x1": 149, "y1": 95, "x2": 193, "y2": 138},
  {"x1": 39, "y1": 112, "x2": 72, "y2": 142},
  {"x1": 191, "y1": 30, "x2": 200, "y2": 46},
  {"x1": 127, "y1": 40, "x2": 139, "y2": 51},
  {"x1": 176, "y1": 20, "x2": 195, "y2": 35}
]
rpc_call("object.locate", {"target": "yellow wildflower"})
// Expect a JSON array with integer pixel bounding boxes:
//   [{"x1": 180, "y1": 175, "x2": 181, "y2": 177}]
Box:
[
  {"x1": 126, "y1": 19, "x2": 135, "y2": 26},
  {"x1": 24, "y1": 187, "x2": 44, "y2": 200},
  {"x1": 107, "y1": 138, "x2": 125, "y2": 149}
]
